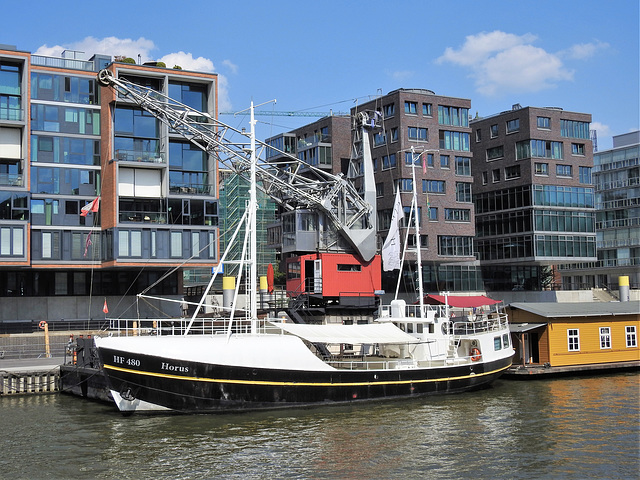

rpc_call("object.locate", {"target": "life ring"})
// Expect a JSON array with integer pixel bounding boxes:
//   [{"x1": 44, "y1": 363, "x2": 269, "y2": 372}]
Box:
[
  {"x1": 38, "y1": 321, "x2": 47, "y2": 330},
  {"x1": 470, "y1": 347, "x2": 481, "y2": 361}
]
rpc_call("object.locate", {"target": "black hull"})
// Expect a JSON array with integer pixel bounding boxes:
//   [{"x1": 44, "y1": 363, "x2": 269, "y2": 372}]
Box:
[{"x1": 98, "y1": 347, "x2": 512, "y2": 413}]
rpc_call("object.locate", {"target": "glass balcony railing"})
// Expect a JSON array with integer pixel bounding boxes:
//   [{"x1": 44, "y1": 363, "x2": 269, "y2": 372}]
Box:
[
  {"x1": 119, "y1": 210, "x2": 167, "y2": 224},
  {"x1": 169, "y1": 183, "x2": 215, "y2": 195},
  {"x1": 0, "y1": 173, "x2": 23, "y2": 187},
  {"x1": 31, "y1": 55, "x2": 94, "y2": 71},
  {"x1": 0, "y1": 107, "x2": 23, "y2": 121},
  {"x1": 115, "y1": 149, "x2": 165, "y2": 163}
]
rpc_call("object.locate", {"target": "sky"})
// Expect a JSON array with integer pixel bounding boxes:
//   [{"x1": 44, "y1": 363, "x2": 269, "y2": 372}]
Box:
[{"x1": 3, "y1": 0, "x2": 638, "y2": 150}]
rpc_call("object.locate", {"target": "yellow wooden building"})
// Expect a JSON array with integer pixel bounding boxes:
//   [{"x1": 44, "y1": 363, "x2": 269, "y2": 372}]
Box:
[{"x1": 507, "y1": 301, "x2": 640, "y2": 369}]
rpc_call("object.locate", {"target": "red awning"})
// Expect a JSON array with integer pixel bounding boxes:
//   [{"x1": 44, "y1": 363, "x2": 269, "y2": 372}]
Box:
[{"x1": 422, "y1": 294, "x2": 501, "y2": 308}]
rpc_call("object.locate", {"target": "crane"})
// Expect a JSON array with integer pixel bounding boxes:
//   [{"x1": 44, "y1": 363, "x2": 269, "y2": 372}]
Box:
[{"x1": 97, "y1": 68, "x2": 378, "y2": 262}]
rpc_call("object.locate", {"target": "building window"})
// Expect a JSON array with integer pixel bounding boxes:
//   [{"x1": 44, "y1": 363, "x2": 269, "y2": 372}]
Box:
[
  {"x1": 568, "y1": 329, "x2": 580, "y2": 351},
  {"x1": 382, "y1": 154, "x2": 396, "y2": 169},
  {"x1": 192, "y1": 232, "x2": 200, "y2": 258},
  {"x1": 408, "y1": 127, "x2": 428, "y2": 141},
  {"x1": 444, "y1": 208, "x2": 470, "y2": 222},
  {"x1": 506, "y1": 119, "x2": 519, "y2": 133},
  {"x1": 475, "y1": 129, "x2": 481, "y2": 142},
  {"x1": 423, "y1": 180, "x2": 445, "y2": 194},
  {"x1": 118, "y1": 230, "x2": 142, "y2": 257},
  {"x1": 599, "y1": 327, "x2": 611, "y2": 349},
  {"x1": 561, "y1": 119, "x2": 590, "y2": 139},
  {"x1": 398, "y1": 178, "x2": 413, "y2": 192},
  {"x1": 579, "y1": 166, "x2": 592, "y2": 184},
  {"x1": 455, "y1": 156, "x2": 471, "y2": 176},
  {"x1": 440, "y1": 155, "x2": 450, "y2": 168},
  {"x1": 505, "y1": 165, "x2": 521, "y2": 180},
  {"x1": 376, "y1": 183, "x2": 384, "y2": 197},
  {"x1": 405, "y1": 152, "x2": 421, "y2": 165},
  {"x1": 537, "y1": 117, "x2": 551, "y2": 129},
  {"x1": 490, "y1": 124, "x2": 498, "y2": 138},
  {"x1": 556, "y1": 164, "x2": 572, "y2": 177},
  {"x1": 482, "y1": 171, "x2": 488, "y2": 185},
  {"x1": 170, "y1": 231, "x2": 182, "y2": 257},
  {"x1": 487, "y1": 146, "x2": 504, "y2": 160},
  {"x1": 571, "y1": 143, "x2": 585, "y2": 155},
  {"x1": 383, "y1": 103, "x2": 395, "y2": 118},
  {"x1": 425, "y1": 153, "x2": 434, "y2": 168},
  {"x1": 455, "y1": 182, "x2": 472, "y2": 202},
  {"x1": 0, "y1": 226, "x2": 24, "y2": 256},
  {"x1": 428, "y1": 207, "x2": 438, "y2": 220},
  {"x1": 626, "y1": 326, "x2": 637, "y2": 347},
  {"x1": 437, "y1": 235, "x2": 473, "y2": 256},
  {"x1": 535, "y1": 162, "x2": 549, "y2": 175},
  {"x1": 437, "y1": 106, "x2": 469, "y2": 126},
  {"x1": 208, "y1": 231, "x2": 216, "y2": 259},
  {"x1": 422, "y1": 103, "x2": 432, "y2": 116},
  {"x1": 517, "y1": 139, "x2": 563, "y2": 160},
  {"x1": 389, "y1": 128, "x2": 398, "y2": 142},
  {"x1": 404, "y1": 101, "x2": 417, "y2": 114},
  {"x1": 492, "y1": 169, "x2": 501, "y2": 183},
  {"x1": 439, "y1": 131, "x2": 470, "y2": 151},
  {"x1": 373, "y1": 131, "x2": 386, "y2": 146},
  {"x1": 41, "y1": 231, "x2": 60, "y2": 259},
  {"x1": 403, "y1": 206, "x2": 421, "y2": 225}
]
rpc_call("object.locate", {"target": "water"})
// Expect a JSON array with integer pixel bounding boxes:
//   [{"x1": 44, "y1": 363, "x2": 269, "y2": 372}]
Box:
[{"x1": 1, "y1": 373, "x2": 638, "y2": 480}]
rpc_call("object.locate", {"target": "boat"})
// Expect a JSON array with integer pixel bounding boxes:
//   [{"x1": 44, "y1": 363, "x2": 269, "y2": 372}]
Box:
[{"x1": 94, "y1": 84, "x2": 513, "y2": 414}]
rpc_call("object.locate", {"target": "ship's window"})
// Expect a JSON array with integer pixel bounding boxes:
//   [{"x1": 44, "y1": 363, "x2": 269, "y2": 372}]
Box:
[
  {"x1": 494, "y1": 336, "x2": 502, "y2": 350},
  {"x1": 416, "y1": 324, "x2": 423, "y2": 334},
  {"x1": 502, "y1": 334, "x2": 510, "y2": 348}
]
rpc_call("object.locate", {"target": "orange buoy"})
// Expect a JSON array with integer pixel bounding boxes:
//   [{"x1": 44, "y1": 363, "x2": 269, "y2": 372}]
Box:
[{"x1": 470, "y1": 347, "x2": 481, "y2": 361}]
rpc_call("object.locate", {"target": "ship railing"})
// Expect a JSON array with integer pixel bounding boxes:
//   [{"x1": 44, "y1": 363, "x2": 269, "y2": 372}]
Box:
[
  {"x1": 450, "y1": 313, "x2": 509, "y2": 335},
  {"x1": 327, "y1": 352, "x2": 485, "y2": 371},
  {"x1": 107, "y1": 317, "x2": 254, "y2": 336}
]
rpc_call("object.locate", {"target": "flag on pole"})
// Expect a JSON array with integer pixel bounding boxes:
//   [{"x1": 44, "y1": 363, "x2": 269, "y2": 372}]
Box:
[
  {"x1": 422, "y1": 153, "x2": 427, "y2": 174},
  {"x1": 382, "y1": 188, "x2": 403, "y2": 271},
  {"x1": 83, "y1": 230, "x2": 93, "y2": 257},
  {"x1": 80, "y1": 197, "x2": 100, "y2": 217},
  {"x1": 103, "y1": 298, "x2": 109, "y2": 314}
]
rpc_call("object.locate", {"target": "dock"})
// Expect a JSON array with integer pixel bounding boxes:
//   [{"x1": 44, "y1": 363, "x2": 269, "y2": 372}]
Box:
[
  {"x1": 0, "y1": 357, "x2": 62, "y2": 395},
  {"x1": 503, "y1": 360, "x2": 640, "y2": 378}
]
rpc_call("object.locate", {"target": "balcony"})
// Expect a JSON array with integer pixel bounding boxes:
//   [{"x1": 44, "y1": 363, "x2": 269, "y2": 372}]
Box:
[
  {"x1": 297, "y1": 133, "x2": 330, "y2": 150},
  {"x1": 0, "y1": 173, "x2": 23, "y2": 187},
  {"x1": 31, "y1": 55, "x2": 94, "y2": 71},
  {"x1": 0, "y1": 107, "x2": 23, "y2": 122},
  {"x1": 119, "y1": 210, "x2": 167, "y2": 224},
  {"x1": 115, "y1": 149, "x2": 165, "y2": 164},
  {"x1": 169, "y1": 183, "x2": 215, "y2": 196}
]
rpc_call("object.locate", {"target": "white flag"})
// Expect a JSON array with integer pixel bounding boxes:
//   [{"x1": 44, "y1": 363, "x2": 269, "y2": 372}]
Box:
[{"x1": 382, "y1": 188, "x2": 403, "y2": 271}]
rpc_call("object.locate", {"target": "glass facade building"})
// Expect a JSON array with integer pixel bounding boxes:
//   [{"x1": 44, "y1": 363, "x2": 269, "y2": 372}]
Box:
[
  {"x1": 470, "y1": 105, "x2": 596, "y2": 291},
  {"x1": 0, "y1": 45, "x2": 219, "y2": 310}
]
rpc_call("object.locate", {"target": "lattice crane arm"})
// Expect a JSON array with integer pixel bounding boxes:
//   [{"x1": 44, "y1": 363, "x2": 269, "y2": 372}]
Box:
[{"x1": 97, "y1": 69, "x2": 377, "y2": 261}]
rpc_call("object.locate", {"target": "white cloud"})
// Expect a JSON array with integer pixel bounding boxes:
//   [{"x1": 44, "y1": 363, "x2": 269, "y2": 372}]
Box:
[
  {"x1": 157, "y1": 51, "x2": 214, "y2": 72},
  {"x1": 437, "y1": 30, "x2": 574, "y2": 96},
  {"x1": 560, "y1": 40, "x2": 609, "y2": 60},
  {"x1": 590, "y1": 121, "x2": 612, "y2": 141},
  {"x1": 222, "y1": 59, "x2": 238, "y2": 74},
  {"x1": 34, "y1": 36, "x2": 157, "y2": 62},
  {"x1": 34, "y1": 36, "x2": 232, "y2": 111}
]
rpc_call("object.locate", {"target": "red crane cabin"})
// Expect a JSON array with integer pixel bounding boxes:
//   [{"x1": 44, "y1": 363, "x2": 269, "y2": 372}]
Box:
[{"x1": 286, "y1": 253, "x2": 381, "y2": 301}]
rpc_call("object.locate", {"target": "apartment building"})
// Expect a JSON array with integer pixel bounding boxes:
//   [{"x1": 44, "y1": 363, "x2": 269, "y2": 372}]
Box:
[
  {"x1": 470, "y1": 105, "x2": 596, "y2": 291},
  {"x1": 356, "y1": 89, "x2": 482, "y2": 293},
  {"x1": 0, "y1": 44, "x2": 218, "y2": 320},
  {"x1": 560, "y1": 131, "x2": 639, "y2": 291}
]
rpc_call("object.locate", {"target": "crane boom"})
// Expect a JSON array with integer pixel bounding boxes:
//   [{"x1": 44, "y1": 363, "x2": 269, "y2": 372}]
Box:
[{"x1": 97, "y1": 69, "x2": 378, "y2": 261}]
